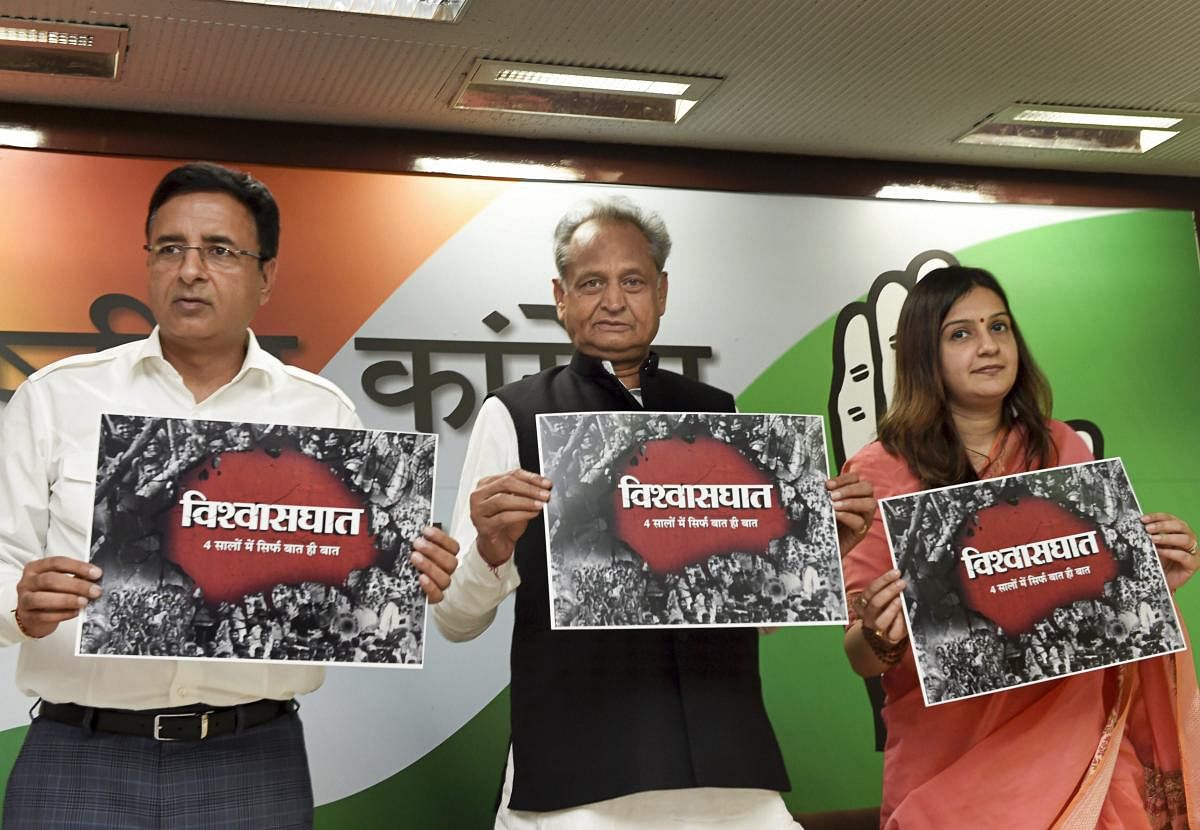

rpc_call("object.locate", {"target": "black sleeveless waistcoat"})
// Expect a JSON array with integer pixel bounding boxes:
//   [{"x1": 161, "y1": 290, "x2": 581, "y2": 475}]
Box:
[{"x1": 491, "y1": 351, "x2": 790, "y2": 811}]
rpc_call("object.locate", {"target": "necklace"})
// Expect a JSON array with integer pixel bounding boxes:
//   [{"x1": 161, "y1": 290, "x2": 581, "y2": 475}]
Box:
[
  {"x1": 965, "y1": 428, "x2": 1009, "y2": 473},
  {"x1": 965, "y1": 445, "x2": 991, "y2": 473}
]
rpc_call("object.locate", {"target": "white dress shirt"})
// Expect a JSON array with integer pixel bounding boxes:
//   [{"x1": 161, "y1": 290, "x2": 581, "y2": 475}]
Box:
[
  {"x1": 434, "y1": 393, "x2": 798, "y2": 830},
  {"x1": 0, "y1": 328, "x2": 362, "y2": 709}
]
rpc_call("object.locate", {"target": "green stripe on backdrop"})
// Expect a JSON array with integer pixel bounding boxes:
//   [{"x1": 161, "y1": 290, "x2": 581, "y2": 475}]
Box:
[
  {"x1": 0, "y1": 724, "x2": 24, "y2": 819},
  {"x1": 955, "y1": 210, "x2": 1200, "y2": 528},
  {"x1": 316, "y1": 689, "x2": 510, "y2": 828}
]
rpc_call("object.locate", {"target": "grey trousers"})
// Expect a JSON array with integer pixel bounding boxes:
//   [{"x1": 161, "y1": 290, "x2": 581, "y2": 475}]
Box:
[{"x1": 3, "y1": 710, "x2": 314, "y2": 829}]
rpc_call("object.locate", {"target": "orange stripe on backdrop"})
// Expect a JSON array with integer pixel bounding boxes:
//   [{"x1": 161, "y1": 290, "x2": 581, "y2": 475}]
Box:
[
  {"x1": 0, "y1": 149, "x2": 509, "y2": 376},
  {"x1": 0, "y1": 151, "x2": 171, "y2": 331}
]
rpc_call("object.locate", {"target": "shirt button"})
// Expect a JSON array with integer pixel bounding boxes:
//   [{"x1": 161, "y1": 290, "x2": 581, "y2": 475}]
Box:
[{"x1": 175, "y1": 687, "x2": 188, "y2": 697}]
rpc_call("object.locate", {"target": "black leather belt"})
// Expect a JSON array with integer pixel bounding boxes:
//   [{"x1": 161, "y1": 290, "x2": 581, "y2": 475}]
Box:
[{"x1": 36, "y1": 699, "x2": 295, "y2": 741}]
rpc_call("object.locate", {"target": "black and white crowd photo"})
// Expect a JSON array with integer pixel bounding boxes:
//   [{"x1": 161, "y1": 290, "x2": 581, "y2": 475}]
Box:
[
  {"x1": 536, "y1": 411, "x2": 846, "y2": 629},
  {"x1": 78, "y1": 414, "x2": 437, "y2": 666},
  {"x1": 880, "y1": 458, "x2": 1185, "y2": 705}
]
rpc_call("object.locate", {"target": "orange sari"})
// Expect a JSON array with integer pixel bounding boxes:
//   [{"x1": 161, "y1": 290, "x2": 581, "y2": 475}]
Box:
[{"x1": 842, "y1": 421, "x2": 1200, "y2": 829}]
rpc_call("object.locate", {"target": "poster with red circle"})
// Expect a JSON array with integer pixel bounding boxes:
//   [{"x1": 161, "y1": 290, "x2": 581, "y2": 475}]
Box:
[
  {"x1": 537, "y1": 411, "x2": 846, "y2": 629},
  {"x1": 879, "y1": 458, "x2": 1184, "y2": 707},
  {"x1": 77, "y1": 414, "x2": 436, "y2": 667}
]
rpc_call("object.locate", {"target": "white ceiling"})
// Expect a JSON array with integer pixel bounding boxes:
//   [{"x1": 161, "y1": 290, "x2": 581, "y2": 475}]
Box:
[{"x1": 4, "y1": 0, "x2": 1200, "y2": 176}]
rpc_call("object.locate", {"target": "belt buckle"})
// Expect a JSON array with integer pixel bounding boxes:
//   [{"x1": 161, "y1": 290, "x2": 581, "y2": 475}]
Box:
[{"x1": 153, "y1": 711, "x2": 211, "y2": 741}]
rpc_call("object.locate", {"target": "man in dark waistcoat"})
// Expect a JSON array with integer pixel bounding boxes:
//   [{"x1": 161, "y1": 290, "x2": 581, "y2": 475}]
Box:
[{"x1": 433, "y1": 196, "x2": 875, "y2": 829}]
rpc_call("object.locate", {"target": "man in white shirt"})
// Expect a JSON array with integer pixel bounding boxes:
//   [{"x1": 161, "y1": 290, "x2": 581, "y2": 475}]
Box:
[
  {"x1": 434, "y1": 196, "x2": 875, "y2": 829},
  {"x1": 0, "y1": 162, "x2": 459, "y2": 828}
]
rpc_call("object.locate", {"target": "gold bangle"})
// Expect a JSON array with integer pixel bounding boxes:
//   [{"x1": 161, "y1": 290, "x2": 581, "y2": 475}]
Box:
[{"x1": 861, "y1": 622, "x2": 906, "y2": 665}]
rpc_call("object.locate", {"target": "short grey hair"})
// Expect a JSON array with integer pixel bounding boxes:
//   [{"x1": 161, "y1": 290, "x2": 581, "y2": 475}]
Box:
[{"x1": 552, "y1": 196, "x2": 672, "y2": 277}]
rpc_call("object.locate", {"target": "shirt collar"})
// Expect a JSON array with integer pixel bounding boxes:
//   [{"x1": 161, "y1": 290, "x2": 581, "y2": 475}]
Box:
[
  {"x1": 133, "y1": 327, "x2": 167, "y2": 364},
  {"x1": 135, "y1": 327, "x2": 280, "y2": 388},
  {"x1": 602, "y1": 360, "x2": 645, "y2": 404},
  {"x1": 568, "y1": 350, "x2": 659, "y2": 381}
]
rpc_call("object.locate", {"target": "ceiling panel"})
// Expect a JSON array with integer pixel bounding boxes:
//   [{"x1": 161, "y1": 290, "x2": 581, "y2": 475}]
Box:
[{"x1": 3, "y1": 0, "x2": 1200, "y2": 175}]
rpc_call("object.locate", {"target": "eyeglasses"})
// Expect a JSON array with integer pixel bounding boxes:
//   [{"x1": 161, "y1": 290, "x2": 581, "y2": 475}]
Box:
[{"x1": 143, "y1": 243, "x2": 263, "y2": 272}]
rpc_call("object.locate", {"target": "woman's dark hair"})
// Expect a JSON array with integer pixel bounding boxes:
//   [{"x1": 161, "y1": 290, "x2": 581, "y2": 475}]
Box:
[
  {"x1": 877, "y1": 266, "x2": 1055, "y2": 487},
  {"x1": 145, "y1": 162, "x2": 280, "y2": 263}
]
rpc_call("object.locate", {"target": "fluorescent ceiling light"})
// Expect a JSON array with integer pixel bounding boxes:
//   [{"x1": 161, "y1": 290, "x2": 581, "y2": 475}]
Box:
[
  {"x1": 412, "y1": 157, "x2": 583, "y2": 181},
  {"x1": 453, "y1": 60, "x2": 720, "y2": 124},
  {"x1": 221, "y1": 0, "x2": 469, "y2": 22},
  {"x1": 1012, "y1": 109, "x2": 1181, "y2": 130},
  {"x1": 0, "y1": 126, "x2": 43, "y2": 148},
  {"x1": 0, "y1": 27, "x2": 94, "y2": 45},
  {"x1": 957, "y1": 105, "x2": 1194, "y2": 154},
  {"x1": 493, "y1": 69, "x2": 690, "y2": 96},
  {"x1": 0, "y1": 17, "x2": 128, "y2": 79},
  {"x1": 875, "y1": 185, "x2": 993, "y2": 204},
  {"x1": 960, "y1": 124, "x2": 1178, "y2": 154}
]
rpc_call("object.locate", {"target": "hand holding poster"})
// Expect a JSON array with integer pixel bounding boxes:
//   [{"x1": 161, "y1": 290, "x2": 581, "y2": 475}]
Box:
[
  {"x1": 537, "y1": 411, "x2": 847, "y2": 629},
  {"x1": 879, "y1": 458, "x2": 1185, "y2": 706},
  {"x1": 77, "y1": 414, "x2": 437, "y2": 667}
]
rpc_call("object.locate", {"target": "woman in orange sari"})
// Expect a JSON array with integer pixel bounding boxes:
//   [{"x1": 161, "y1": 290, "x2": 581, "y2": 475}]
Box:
[{"x1": 842, "y1": 266, "x2": 1200, "y2": 829}]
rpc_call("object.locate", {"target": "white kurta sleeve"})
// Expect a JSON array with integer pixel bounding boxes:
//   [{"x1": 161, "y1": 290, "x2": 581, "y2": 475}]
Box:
[{"x1": 433, "y1": 396, "x2": 524, "y2": 642}]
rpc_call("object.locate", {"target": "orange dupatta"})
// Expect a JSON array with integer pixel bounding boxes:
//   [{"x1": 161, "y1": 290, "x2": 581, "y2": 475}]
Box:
[{"x1": 842, "y1": 421, "x2": 1200, "y2": 828}]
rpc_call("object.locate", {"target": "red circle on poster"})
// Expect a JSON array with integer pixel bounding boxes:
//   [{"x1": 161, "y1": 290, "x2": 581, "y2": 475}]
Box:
[
  {"x1": 611, "y1": 436, "x2": 790, "y2": 574},
  {"x1": 957, "y1": 497, "x2": 1117, "y2": 635},
  {"x1": 161, "y1": 448, "x2": 379, "y2": 604}
]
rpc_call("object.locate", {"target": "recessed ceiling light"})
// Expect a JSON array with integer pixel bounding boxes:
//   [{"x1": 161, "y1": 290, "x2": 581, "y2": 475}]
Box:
[
  {"x1": 412, "y1": 157, "x2": 583, "y2": 181},
  {"x1": 0, "y1": 126, "x2": 43, "y2": 148},
  {"x1": 221, "y1": 0, "x2": 469, "y2": 22},
  {"x1": 958, "y1": 105, "x2": 1194, "y2": 154},
  {"x1": 960, "y1": 125, "x2": 1179, "y2": 154},
  {"x1": 875, "y1": 185, "x2": 994, "y2": 204},
  {"x1": 453, "y1": 60, "x2": 720, "y2": 124},
  {"x1": 1012, "y1": 109, "x2": 1181, "y2": 130},
  {"x1": 0, "y1": 17, "x2": 128, "y2": 79},
  {"x1": 493, "y1": 69, "x2": 690, "y2": 97}
]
